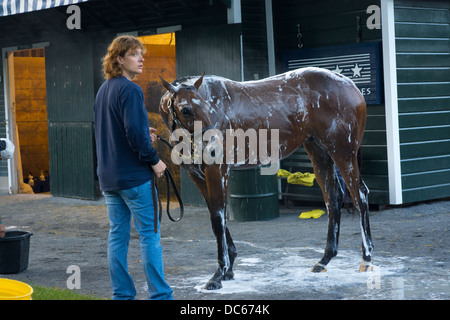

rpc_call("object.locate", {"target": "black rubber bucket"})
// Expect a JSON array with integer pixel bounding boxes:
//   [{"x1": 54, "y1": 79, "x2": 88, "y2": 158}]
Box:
[
  {"x1": 228, "y1": 167, "x2": 279, "y2": 222},
  {"x1": 0, "y1": 231, "x2": 33, "y2": 274}
]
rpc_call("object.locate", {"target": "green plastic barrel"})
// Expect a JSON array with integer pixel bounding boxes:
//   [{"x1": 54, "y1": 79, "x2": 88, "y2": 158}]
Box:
[{"x1": 228, "y1": 167, "x2": 279, "y2": 222}]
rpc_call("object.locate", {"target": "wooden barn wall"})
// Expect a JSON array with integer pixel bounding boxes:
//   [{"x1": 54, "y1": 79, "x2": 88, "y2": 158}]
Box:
[
  {"x1": 176, "y1": 24, "x2": 242, "y2": 80},
  {"x1": 394, "y1": 0, "x2": 450, "y2": 203},
  {"x1": 272, "y1": 0, "x2": 388, "y2": 205},
  {"x1": 0, "y1": 1, "x2": 230, "y2": 199},
  {"x1": 241, "y1": 0, "x2": 269, "y2": 81},
  {"x1": 45, "y1": 38, "x2": 97, "y2": 199}
]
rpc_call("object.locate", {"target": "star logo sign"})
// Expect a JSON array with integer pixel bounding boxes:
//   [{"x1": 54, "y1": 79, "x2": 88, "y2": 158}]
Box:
[
  {"x1": 332, "y1": 65, "x2": 343, "y2": 74},
  {"x1": 351, "y1": 63, "x2": 363, "y2": 78}
]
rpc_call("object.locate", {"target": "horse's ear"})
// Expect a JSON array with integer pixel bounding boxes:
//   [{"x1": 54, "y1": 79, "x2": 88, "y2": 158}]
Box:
[
  {"x1": 159, "y1": 75, "x2": 176, "y2": 92},
  {"x1": 194, "y1": 72, "x2": 205, "y2": 90}
]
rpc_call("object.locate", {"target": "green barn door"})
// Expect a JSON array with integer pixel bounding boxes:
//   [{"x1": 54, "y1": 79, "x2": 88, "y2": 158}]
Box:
[
  {"x1": 176, "y1": 24, "x2": 242, "y2": 206},
  {"x1": 45, "y1": 39, "x2": 97, "y2": 199},
  {"x1": 394, "y1": 0, "x2": 450, "y2": 203}
]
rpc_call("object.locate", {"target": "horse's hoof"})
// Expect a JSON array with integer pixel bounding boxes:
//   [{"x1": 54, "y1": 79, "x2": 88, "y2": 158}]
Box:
[
  {"x1": 223, "y1": 270, "x2": 234, "y2": 281},
  {"x1": 311, "y1": 263, "x2": 327, "y2": 273},
  {"x1": 359, "y1": 263, "x2": 373, "y2": 272},
  {"x1": 204, "y1": 280, "x2": 222, "y2": 290}
]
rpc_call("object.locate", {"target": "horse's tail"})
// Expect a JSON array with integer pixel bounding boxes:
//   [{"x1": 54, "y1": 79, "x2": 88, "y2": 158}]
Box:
[{"x1": 357, "y1": 147, "x2": 363, "y2": 173}]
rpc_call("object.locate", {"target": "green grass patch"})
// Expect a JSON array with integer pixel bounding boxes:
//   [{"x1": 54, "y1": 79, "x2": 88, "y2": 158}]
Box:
[{"x1": 31, "y1": 285, "x2": 108, "y2": 300}]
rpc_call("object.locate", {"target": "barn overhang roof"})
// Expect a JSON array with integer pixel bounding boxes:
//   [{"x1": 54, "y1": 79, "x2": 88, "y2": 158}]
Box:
[
  {"x1": 0, "y1": 0, "x2": 229, "y2": 46},
  {"x1": 0, "y1": 0, "x2": 89, "y2": 17}
]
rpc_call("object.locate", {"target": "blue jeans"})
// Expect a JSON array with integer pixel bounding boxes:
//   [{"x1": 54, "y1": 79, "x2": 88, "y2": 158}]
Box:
[{"x1": 103, "y1": 180, "x2": 173, "y2": 300}]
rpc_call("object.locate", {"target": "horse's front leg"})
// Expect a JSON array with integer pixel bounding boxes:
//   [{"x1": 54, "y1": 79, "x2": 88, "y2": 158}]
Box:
[
  {"x1": 203, "y1": 165, "x2": 236, "y2": 290},
  {"x1": 206, "y1": 208, "x2": 236, "y2": 290}
]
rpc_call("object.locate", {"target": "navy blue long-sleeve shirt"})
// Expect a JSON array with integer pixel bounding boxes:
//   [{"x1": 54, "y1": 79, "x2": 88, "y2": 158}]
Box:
[{"x1": 94, "y1": 76, "x2": 159, "y2": 191}]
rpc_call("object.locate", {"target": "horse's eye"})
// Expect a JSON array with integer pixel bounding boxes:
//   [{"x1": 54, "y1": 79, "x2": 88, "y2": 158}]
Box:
[{"x1": 181, "y1": 107, "x2": 193, "y2": 116}]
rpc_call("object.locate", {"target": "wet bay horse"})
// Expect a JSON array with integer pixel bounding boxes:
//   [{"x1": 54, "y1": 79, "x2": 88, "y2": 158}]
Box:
[{"x1": 159, "y1": 67, "x2": 373, "y2": 290}]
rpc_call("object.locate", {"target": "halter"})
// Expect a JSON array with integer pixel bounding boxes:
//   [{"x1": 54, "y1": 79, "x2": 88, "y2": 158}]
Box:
[
  {"x1": 166, "y1": 97, "x2": 216, "y2": 162},
  {"x1": 167, "y1": 97, "x2": 216, "y2": 135}
]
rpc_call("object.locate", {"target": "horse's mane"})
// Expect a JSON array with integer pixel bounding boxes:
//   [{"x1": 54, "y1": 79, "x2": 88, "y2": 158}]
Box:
[
  {"x1": 171, "y1": 75, "x2": 230, "y2": 87},
  {"x1": 171, "y1": 76, "x2": 197, "y2": 86}
]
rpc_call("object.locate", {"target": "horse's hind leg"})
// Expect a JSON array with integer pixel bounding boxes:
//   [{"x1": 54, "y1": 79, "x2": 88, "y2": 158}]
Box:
[
  {"x1": 357, "y1": 179, "x2": 372, "y2": 271},
  {"x1": 334, "y1": 154, "x2": 373, "y2": 271},
  {"x1": 303, "y1": 138, "x2": 344, "y2": 273}
]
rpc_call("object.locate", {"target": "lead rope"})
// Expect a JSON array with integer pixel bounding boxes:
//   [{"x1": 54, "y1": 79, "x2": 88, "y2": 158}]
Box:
[{"x1": 152, "y1": 167, "x2": 184, "y2": 234}]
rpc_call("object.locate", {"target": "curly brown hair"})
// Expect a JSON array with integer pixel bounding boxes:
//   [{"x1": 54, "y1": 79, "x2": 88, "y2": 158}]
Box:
[{"x1": 102, "y1": 35, "x2": 146, "y2": 79}]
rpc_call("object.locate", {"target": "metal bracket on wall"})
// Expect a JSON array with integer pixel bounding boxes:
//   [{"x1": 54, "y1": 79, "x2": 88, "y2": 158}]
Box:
[
  {"x1": 356, "y1": 16, "x2": 361, "y2": 43},
  {"x1": 297, "y1": 24, "x2": 303, "y2": 48}
]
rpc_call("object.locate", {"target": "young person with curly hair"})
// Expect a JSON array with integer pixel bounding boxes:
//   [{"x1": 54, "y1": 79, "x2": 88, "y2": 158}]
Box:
[{"x1": 94, "y1": 35, "x2": 172, "y2": 300}]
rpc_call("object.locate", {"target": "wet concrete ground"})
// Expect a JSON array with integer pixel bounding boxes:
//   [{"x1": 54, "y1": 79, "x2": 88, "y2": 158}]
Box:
[{"x1": 0, "y1": 194, "x2": 448, "y2": 302}]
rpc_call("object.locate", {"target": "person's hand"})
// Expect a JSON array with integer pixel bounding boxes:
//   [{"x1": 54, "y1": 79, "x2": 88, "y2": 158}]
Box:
[
  {"x1": 151, "y1": 160, "x2": 166, "y2": 178},
  {"x1": 0, "y1": 224, "x2": 6, "y2": 238},
  {"x1": 150, "y1": 127, "x2": 159, "y2": 144}
]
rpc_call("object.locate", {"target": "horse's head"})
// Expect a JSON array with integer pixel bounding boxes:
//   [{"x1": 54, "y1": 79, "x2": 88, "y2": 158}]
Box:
[
  {"x1": 159, "y1": 74, "x2": 223, "y2": 164},
  {"x1": 159, "y1": 73, "x2": 213, "y2": 134}
]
